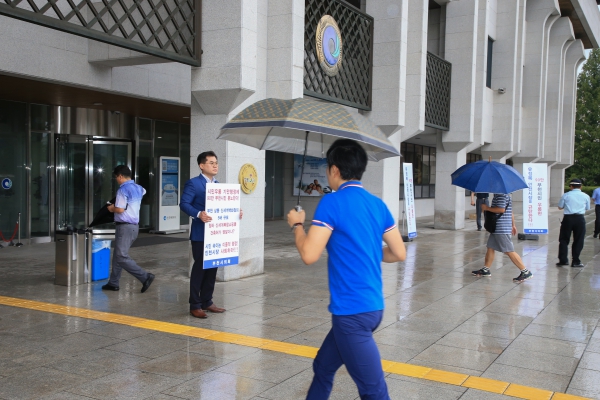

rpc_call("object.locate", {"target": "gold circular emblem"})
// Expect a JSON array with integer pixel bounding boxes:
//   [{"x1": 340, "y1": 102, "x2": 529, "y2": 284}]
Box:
[
  {"x1": 239, "y1": 163, "x2": 258, "y2": 194},
  {"x1": 315, "y1": 15, "x2": 343, "y2": 77}
]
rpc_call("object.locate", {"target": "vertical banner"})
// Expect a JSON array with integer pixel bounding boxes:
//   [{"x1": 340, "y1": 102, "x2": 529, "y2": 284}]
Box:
[
  {"x1": 203, "y1": 183, "x2": 241, "y2": 269},
  {"x1": 158, "y1": 157, "x2": 180, "y2": 231},
  {"x1": 403, "y1": 163, "x2": 417, "y2": 238},
  {"x1": 523, "y1": 163, "x2": 548, "y2": 234}
]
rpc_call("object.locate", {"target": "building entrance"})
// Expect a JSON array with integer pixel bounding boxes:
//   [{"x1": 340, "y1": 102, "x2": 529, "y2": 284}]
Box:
[{"x1": 55, "y1": 134, "x2": 132, "y2": 233}]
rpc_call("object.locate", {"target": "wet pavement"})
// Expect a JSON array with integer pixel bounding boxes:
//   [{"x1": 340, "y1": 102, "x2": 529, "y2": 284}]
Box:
[{"x1": 0, "y1": 209, "x2": 599, "y2": 399}]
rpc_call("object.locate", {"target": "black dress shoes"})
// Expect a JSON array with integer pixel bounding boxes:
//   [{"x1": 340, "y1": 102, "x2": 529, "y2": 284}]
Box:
[
  {"x1": 571, "y1": 263, "x2": 585, "y2": 268},
  {"x1": 141, "y1": 273, "x2": 155, "y2": 293},
  {"x1": 594, "y1": 233, "x2": 598, "y2": 238},
  {"x1": 101, "y1": 283, "x2": 119, "y2": 291},
  {"x1": 555, "y1": 262, "x2": 569, "y2": 266}
]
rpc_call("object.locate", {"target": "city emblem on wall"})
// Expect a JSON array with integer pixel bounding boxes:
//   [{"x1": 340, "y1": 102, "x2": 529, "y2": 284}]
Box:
[
  {"x1": 316, "y1": 15, "x2": 343, "y2": 77},
  {"x1": 238, "y1": 164, "x2": 258, "y2": 194}
]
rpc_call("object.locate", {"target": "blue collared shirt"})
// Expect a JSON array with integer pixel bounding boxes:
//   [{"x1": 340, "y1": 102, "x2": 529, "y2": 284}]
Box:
[
  {"x1": 114, "y1": 180, "x2": 146, "y2": 224},
  {"x1": 201, "y1": 173, "x2": 217, "y2": 184},
  {"x1": 592, "y1": 188, "x2": 600, "y2": 205},
  {"x1": 312, "y1": 181, "x2": 396, "y2": 316},
  {"x1": 558, "y1": 189, "x2": 590, "y2": 215}
]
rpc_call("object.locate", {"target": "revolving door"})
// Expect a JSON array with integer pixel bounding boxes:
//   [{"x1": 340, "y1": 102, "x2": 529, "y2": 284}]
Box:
[{"x1": 55, "y1": 134, "x2": 132, "y2": 232}]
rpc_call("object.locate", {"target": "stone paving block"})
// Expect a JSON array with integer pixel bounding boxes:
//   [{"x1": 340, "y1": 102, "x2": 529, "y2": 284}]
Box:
[
  {"x1": 482, "y1": 363, "x2": 571, "y2": 393},
  {"x1": 215, "y1": 351, "x2": 312, "y2": 384},
  {"x1": 413, "y1": 344, "x2": 499, "y2": 372},
  {"x1": 67, "y1": 368, "x2": 184, "y2": 400},
  {"x1": 0, "y1": 366, "x2": 91, "y2": 400},
  {"x1": 494, "y1": 347, "x2": 580, "y2": 376}
]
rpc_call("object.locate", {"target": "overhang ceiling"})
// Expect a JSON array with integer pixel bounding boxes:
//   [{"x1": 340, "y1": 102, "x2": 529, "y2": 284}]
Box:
[
  {"x1": 559, "y1": 0, "x2": 595, "y2": 48},
  {"x1": 0, "y1": 74, "x2": 190, "y2": 123}
]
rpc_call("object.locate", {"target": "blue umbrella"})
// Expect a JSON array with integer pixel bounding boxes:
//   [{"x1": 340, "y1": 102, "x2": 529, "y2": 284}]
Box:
[{"x1": 451, "y1": 160, "x2": 528, "y2": 194}]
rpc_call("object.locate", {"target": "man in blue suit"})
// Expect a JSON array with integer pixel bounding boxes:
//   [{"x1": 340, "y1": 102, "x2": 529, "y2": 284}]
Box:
[{"x1": 180, "y1": 151, "x2": 242, "y2": 318}]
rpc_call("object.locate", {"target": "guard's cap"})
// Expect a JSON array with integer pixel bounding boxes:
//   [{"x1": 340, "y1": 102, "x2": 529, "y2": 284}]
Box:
[{"x1": 569, "y1": 178, "x2": 582, "y2": 186}]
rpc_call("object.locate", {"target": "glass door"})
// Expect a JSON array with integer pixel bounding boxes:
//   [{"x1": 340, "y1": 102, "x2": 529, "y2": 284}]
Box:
[
  {"x1": 264, "y1": 151, "x2": 284, "y2": 220},
  {"x1": 89, "y1": 141, "x2": 132, "y2": 232},
  {"x1": 55, "y1": 134, "x2": 88, "y2": 231},
  {"x1": 55, "y1": 136, "x2": 132, "y2": 233}
]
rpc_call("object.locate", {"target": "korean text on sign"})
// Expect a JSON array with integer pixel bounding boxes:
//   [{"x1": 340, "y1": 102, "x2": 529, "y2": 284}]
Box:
[
  {"x1": 522, "y1": 163, "x2": 548, "y2": 234},
  {"x1": 203, "y1": 183, "x2": 241, "y2": 269}
]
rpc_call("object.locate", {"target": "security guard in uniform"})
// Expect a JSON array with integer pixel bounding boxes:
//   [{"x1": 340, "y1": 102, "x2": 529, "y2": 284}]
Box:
[{"x1": 557, "y1": 179, "x2": 590, "y2": 268}]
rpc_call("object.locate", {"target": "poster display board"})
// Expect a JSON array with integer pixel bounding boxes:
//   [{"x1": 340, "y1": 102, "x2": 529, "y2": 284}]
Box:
[
  {"x1": 523, "y1": 163, "x2": 548, "y2": 234},
  {"x1": 203, "y1": 183, "x2": 241, "y2": 269},
  {"x1": 402, "y1": 163, "x2": 417, "y2": 239},
  {"x1": 158, "y1": 157, "x2": 180, "y2": 232},
  {"x1": 293, "y1": 154, "x2": 328, "y2": 196}
]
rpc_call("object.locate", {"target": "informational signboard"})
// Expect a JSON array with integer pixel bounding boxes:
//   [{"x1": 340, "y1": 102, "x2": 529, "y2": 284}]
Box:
[
  {"x1": 293, "y1": 155, "x2": 328, "y2": 196},
  {"x1": 523, "y1": 163, "x2": 548, "y2": 234},
  {"x1": 203, "y1": 183, "x2": 241, "y2": 269},
  {"x1": 402, "y1": 163, "x2": 417, "y2": 239},
  {"x1": 158, "y1": 157, "x2": 180, "y2": 232}
]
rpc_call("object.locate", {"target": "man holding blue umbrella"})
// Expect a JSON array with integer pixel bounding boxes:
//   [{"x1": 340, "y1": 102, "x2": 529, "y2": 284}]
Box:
[
  {"x1": 472, "y1": 194, "x2": 533, "y2": 283},
  {"x1": 451, "y1": 159, "x2": 531, "y2": 283}
]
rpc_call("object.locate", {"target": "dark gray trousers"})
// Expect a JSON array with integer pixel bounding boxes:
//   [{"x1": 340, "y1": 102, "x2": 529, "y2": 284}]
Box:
[
  {"x1": 476, "y1": 198, "x2": 489, "y2": 229},
  {"x1": 109, "y1": 224, "x2": 148, "y2": 286}
]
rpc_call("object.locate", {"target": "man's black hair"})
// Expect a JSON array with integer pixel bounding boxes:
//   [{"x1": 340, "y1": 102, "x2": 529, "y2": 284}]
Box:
[
  {"x1": 197, "y1": 151, "x2": 218, "y2": 165},
  {"x1": 113, "y1": 165, "x2": 131, "y2": 178},
  {"x1": 326, "y1": 139, "x2": 368, "y2": 181}
]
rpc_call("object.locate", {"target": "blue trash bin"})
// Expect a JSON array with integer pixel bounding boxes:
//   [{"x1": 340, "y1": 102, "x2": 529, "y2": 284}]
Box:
[{"x1": 91, "y1": 239, "x2": 111, "y2": 281}]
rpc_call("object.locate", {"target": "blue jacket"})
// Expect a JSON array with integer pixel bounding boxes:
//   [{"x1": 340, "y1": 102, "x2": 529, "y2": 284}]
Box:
[{"x1": 180, "y1": 175, "x2": 218, "y2": 241}]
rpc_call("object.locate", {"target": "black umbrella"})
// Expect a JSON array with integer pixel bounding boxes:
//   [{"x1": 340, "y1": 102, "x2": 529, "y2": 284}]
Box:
[{"x1": 89, "y1": 198, "x2": 116, "y2": 228}]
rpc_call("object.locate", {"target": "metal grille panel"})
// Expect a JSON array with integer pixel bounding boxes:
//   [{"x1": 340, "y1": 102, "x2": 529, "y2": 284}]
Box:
[
  {"x1": 0, "y1": 0, "x2": 199, "y2": 66},
  {"x1": 425, "y1": 51, "x2": 452, "y2": 131},
  {"x1": 304, "y1": 0, "x2": 373, "y2": 111}
]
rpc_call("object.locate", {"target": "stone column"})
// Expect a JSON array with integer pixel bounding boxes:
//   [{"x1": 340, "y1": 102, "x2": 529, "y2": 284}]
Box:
[
  {"x1": 541, "y1": 17, "x2": 574, "y2": 165},
  {"x1": 364, "y1": 0, "x2": 409, "y2": 221},
  {"x1": 434, "y1": 0, "x2": 479, "y2": 230},
  {"x1": 514, "y1": 0, "x2": 560, "y2": 164},
  {"x1": 402, "y1": 0, "x2": 428, "y2": 141},
  {"x1": 189, "y1": 0, "x2": 266, "y2": 281},
  {"x1": 481, "y1": 0, "x2": 524, "y2": 160},
  {"x1": 550, "y1": 39, "x2": 586, "y2": 205}
]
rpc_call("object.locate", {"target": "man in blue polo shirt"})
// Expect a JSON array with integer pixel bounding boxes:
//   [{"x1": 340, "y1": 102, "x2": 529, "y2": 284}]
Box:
[
  {"x1": 557, "y1": 179, "x2": 590, "y2": 268},
  {"x1": 591, "y1": 185, "x2": 600, "y2": 239},
  {"x1": 287, "y1": 139, "x2": 406, "y2": 400}
]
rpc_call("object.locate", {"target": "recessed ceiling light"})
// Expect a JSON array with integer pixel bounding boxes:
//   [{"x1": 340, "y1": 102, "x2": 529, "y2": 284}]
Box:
[
  {"x1": 157, "y1": 137, "x2": 162, "y2": 139},
  {"x1": 93, "y1": 102, "x2": 102, "y2": 106},
  {"x1": 183, "y1": 116, "x2": 190, "y2": 119}
]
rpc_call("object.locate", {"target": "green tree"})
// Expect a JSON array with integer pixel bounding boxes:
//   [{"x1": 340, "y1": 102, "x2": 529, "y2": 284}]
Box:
[{"x1": 567, "y1": 49, "x2": 600, "y2": 185}]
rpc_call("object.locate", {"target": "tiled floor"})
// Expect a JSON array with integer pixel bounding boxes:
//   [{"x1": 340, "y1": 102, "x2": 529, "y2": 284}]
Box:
[{"x1": 0, "y1": 209, "x2": 599, "y2": 399}]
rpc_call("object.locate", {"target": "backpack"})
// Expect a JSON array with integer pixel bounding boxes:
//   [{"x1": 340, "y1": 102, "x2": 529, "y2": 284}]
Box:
[{"x1": 484, "y1": 196, "x2": 510, "y2": 233}]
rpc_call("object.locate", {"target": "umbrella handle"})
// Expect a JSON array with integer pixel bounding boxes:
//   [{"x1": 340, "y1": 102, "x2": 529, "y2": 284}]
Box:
[{"x1": 296, "y1": 131, "x2": 309, "y2": 208}]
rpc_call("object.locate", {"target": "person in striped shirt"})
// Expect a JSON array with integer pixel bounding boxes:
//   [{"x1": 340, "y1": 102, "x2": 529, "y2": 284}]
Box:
[{"x1": 472, "y1": 193, "x2": 533, "y2": 283}]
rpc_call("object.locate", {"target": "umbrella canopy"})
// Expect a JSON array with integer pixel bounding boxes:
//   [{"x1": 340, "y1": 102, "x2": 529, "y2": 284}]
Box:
[
  {"x1": 218, "y1": 98, "x2": 399, "y2": 161},
  {"x1": 451, "y1": 160, "x2": 528, "y2": 194}
]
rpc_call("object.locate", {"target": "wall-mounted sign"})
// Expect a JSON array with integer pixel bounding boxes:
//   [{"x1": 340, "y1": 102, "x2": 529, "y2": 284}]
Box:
[
  {"x1": 316, "y1": 15, "x2": 343, "y2": 77},
  {"x1": 239, "y1": 164, "x2": 258, "y2": 194},
  {"x1": 523, "y1": 163, "x2": 548, "y2": 234},
  {"x1": 1, "y1": 178, "x2": 11, "y2": 190},
  {"x1": 204, "y1": 183, "x2": 241, "y2": 269}
]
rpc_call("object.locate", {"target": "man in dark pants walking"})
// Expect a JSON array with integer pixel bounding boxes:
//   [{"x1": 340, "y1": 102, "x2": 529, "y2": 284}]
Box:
[
  {"x1": 180, "y1": 152, "x2": 242, "y2": 318},
  {"x1": 591, "y1": 186, "x2": 600, "y2": 238},
  {"x1": 287, "y1": 139, "x2": 406, "y2": 399},
  {"x1": 471, "y1": 192, "x2": 489, "y2": 231},
  {"x1": 557, "y1": 179, "x2": 590, "y2": 268},
  {"x1": 102, "y1": 165, "x2": 155, "y2": 293}
]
